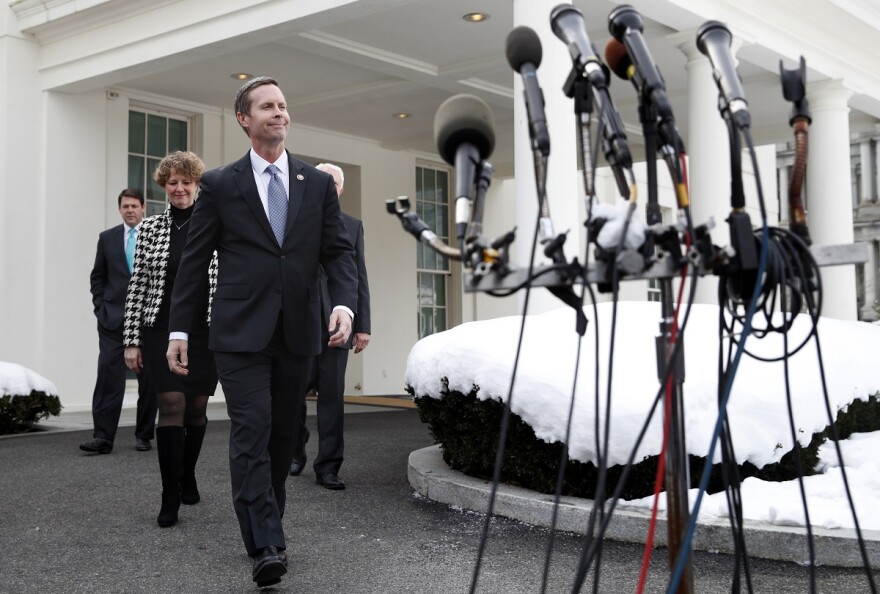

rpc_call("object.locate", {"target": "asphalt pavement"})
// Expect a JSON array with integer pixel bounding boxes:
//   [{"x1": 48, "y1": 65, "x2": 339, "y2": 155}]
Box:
[{"x1": 1, "y1": 405, "x2": 877, "y2": 593}]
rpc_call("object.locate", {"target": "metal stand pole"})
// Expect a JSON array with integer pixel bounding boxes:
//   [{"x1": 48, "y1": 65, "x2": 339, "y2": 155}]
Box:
[{"x1": 657, "y1": 278, "x2": 694, "y2": 594}]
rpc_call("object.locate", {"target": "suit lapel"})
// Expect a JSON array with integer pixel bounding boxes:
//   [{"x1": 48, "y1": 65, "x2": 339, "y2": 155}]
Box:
[
  {"x1": 285, "y1": 153, "x2": 305, "y2": 241},
  {"x1": 232, "y1": 153, "x2": 277, "y2": 245}
]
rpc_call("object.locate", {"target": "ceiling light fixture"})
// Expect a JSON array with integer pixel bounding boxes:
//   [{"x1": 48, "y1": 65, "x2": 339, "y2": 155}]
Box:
[
  {"x1": 230, "y1": 73, "x2": 253, "y2": 81},
  {"x1": 463, "y1": 12, "x2": 489, "y2": 23},
  {"x1": 392, "y1": 112, "x2": 411, "y2": 119}
]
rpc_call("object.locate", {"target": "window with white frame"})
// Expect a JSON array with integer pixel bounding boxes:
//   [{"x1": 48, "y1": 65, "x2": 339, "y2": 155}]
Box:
[
  {"x1": 128, "y1": 108, "x2": 190, "y2": 216},
  {"x1": 416, "y1": 165, "x2": 451, "y2": 338}
]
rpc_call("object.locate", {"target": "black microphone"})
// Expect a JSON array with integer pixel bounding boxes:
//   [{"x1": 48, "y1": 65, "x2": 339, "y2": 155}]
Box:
[
  {"x1": 434, "y1": 94, "x2": 496, "y2": 248},
  {"x1": 608, "y1": 6, "x2": 665, "y2": 100},
  {"x1": 506, "y1": 26, "x2": 550, "y2": 156},
  {"x1": 607, "y1": 6, "x2": 680, "y2": 147},
  {"x1": 550, "y1": 3, "x2": 633, "y2": 196},
  {"x1": 605, "y1": 37, "x2": 683, "y2": 156},
  {"x1": 550, "y1": 4, "x2": 607, "y2": 87},
  {"x1": 696, "y1": 21, "x2": 751, "y2": 129}
]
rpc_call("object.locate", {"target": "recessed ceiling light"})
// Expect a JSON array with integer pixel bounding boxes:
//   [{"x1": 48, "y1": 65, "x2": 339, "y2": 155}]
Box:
[
  {"x1": 392, "y1": 112, "x2": 411, "y2": 119},
  {"x1": 230, "y1": 73, "x2": 253, "y2": 81},
  {"x1": 463, "y1": 12, "x2": 489, "y2": 23}
]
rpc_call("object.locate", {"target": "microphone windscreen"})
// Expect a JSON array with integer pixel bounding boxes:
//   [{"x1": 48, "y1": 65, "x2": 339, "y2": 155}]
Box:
[
  {"x1": 607, "y1": 4, "x2": 643, "y2": 41},
  {"x1": 505, "y1": 26, "x2": 542, "y2": 73},
  {"x1": 604, "y1": 38, "x2": 632, "y2": 81},
  {"x1": 696, "y1": 20, "x2": 731, "y2": 55},
  {"x1": 434, "y1": 94, "x2": 495, "y2": 166}
]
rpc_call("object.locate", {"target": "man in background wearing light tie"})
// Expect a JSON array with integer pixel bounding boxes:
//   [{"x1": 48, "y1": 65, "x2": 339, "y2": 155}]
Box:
[
  {"x1": 166, "y1": 76, "x2": 357, "y2": 588},
  {"x1": 81, "y1": 188, "x2": 157, "y2": 454}
]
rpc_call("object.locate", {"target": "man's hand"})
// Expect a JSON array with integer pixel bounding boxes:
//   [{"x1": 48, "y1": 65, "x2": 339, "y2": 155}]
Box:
[
  {"x1": 124, "y1": 346, "x2": 143, "y2": 373},
  {"x1": 327, "y1": 310, "x2": 352, "y2": 348},
  {"x1": 353, "y1": 332, "x2": 371, "y2": 354},
  {"x1": 166, "y1": 339, "x2": 190, "y2": 376}
]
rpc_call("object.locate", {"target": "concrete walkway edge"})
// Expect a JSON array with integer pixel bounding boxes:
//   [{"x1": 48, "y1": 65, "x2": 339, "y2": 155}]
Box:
[{"x1": 408, "y1": 444, "x2": 880, "y2": 569}]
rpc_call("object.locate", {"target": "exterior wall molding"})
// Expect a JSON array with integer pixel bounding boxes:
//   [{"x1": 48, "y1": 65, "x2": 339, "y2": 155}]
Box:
[
  {"x1": 116, "y1": 86, "x2": 224, "y2": 118},
  {"x1": 11, "y1": 0, "x2": 173, "y2": 39}
]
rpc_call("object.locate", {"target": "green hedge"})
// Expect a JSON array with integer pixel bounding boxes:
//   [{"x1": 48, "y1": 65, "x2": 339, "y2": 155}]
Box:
[
  {"x1": 413, "y1": 383, "x2": 880, "y2": 500},
  {"x1": 0, "y1": 391, "x2": 62, "y2": 435}
]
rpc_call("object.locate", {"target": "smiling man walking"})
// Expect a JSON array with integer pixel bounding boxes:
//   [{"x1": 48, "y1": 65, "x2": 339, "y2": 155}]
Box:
[{"x1": 166, "y1": 76, "x2": 357, "y2": 588}]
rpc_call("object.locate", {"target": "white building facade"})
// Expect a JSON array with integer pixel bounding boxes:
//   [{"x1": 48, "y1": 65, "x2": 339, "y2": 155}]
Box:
[{"x1": 2, "y1": 0, "x2": 879, "y2": 410}]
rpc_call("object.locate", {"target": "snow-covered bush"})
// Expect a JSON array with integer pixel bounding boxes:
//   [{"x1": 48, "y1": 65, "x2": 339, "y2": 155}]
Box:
[{"x1": 0, "y1": 362, "x2": 61, "y2": 435}]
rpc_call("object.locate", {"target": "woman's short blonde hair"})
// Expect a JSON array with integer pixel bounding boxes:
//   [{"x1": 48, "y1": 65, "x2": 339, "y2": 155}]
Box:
[{"x1": 153, "y1": 151, "x2": 205, "y2": 187}]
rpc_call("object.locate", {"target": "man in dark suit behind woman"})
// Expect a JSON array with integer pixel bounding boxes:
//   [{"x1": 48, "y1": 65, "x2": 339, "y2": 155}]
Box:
[
  {"x1": 289, "y1": 162, "x2": 371, "y2": 491},
  {"x1": 81, "y1": 188, "x2": 156, "y2": 454},
  {"x1": 166, "y1": 76, "x2": 357, "y2": 588}
]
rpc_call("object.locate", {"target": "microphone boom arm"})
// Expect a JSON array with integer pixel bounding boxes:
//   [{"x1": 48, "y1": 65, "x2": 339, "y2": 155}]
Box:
[{"x1": 780, "y1": 56, "x2": 812, "y2": 245}]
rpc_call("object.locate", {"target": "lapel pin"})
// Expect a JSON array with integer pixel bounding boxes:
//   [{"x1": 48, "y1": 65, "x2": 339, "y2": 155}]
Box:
[{"x1": 296, "y1": 174, "x2": 305, "y2": 181}]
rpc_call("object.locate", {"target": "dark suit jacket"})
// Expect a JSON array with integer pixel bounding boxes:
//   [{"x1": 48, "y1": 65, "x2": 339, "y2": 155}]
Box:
[
  {"x1": 320, "y1": 214, "x2": 371, "y2": 350},
  {"x1": 90, "y1": 223, "x2": 133, "y2": 331},
  {"x1": 169, "y1": 151, "x2": 358, "y2": 355}
]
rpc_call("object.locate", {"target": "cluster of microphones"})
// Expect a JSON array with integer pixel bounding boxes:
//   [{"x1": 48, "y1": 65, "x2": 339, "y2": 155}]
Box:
[{"x1": 388, "y1": 3, "x2": 810, "y2": 302}]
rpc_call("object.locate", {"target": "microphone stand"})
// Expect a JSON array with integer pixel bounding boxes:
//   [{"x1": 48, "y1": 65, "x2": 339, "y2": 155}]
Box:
[
  {"x1": 517, "y1": 73, "x2": 589, "y2": 335},
  {"x1": 387, "y1": 55, "x2": 870, "y2": 589},
  {"x1": 533, "y1": 146, "x2": 555, "y2": 245},
  {"x1": 639, "y1": 91, "x2": 694, "y2": 594}
]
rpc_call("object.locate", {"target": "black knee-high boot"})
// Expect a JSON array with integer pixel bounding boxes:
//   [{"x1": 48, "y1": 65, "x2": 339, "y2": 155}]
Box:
[
  {"x1": 156, "y1": 426, "x2": 184, "y2": 527},
  {"x1": 180, "y1": 423, "x2": 207, "y2": 505}
]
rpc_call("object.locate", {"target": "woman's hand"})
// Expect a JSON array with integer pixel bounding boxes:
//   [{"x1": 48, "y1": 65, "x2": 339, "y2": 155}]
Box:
[{"x1": 124, "y1": 346, "x2": 143, "y2": 373}]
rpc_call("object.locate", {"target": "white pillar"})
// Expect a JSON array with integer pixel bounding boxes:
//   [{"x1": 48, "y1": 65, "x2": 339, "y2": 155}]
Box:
[
  {"x1": 859, "y1": 139, "x2": 872, "y2": 204},
  {"x1": 874, "y1": 125, "x2": 880, "y2": 202},
  {"x1": 513, "y1": 0, "x2": 581, "y2": 316},
  {"x1": 674, "y1": 34, "x2": 741, "y2": 305},
  {"x1": 778, "y1": 164, "x2": 790, "y2": 225},
  {"x1": 806, "y1": 79, "x2": 857, "y2": 320},
  {"x1": 0, "y1": 5, "x2": 46, "y2": 376},
  {"x1": 43, "y1": 91, "x2": 111, "y2": 407},
  {"x1": 864, "y1": 240, "x2": 879, "y2": 321}
]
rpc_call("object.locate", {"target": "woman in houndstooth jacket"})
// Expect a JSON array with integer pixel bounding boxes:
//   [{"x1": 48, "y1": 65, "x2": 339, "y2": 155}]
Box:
[{"x1": 123, "y1": 151, "x2": 218, "y2": 528}]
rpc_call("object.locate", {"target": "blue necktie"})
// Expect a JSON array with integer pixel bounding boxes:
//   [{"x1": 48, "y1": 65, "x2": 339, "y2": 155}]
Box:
[
  {"x1": 266, "y1": 164, "x2": 288, "y2": 246},
  {"x1": 125, "y1": 227, "x2": 137, "y2": 273}
]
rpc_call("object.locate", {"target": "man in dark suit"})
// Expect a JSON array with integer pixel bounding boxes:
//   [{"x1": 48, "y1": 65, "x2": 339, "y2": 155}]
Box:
[
  {"x1": 166, "y1": 76, "x2": 357, "y2": 588},
  {"x1": 81, "y1": 188, "x2": 157, "y2": 454},
  {"x1": 290, "y1": 163, "x2": 370, "y2": 491}
]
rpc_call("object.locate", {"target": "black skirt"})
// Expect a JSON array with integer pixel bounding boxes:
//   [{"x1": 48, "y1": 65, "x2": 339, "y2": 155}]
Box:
[{"x1": 142, "y1": 325, "x2": 218, "y2": 395}]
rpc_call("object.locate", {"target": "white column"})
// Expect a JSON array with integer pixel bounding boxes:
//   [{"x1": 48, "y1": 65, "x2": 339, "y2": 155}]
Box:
[
  {"x1": 864, "y1": 240, "x2": 879, "y2": 321},
  {"x1": 859, "y1": 139, "x2": 872, "y2": 204},
  {"x1": 513, "y1": 0, "x2": 581, "y2": 316},
  {"x1": 0, "y1": 5, "x2": 46, "y2": 377},
  {"x1": 873, "y1": 240, "x2": 880, "y2": 314},
  {"x1": 874, "y1": 126, "x2": 880, "y2": 202},
  {"x1": 806, "y1": 79, "x2": 857, "y2": 320},
  {"x1": 42, "y1": 91, "x2": 110, "y2": 408},
  {"x1": 674, "y1": 34, "x2": 740, "y2": 305},
  {"x1": 778, "y1": 164, "x2": 790, "y2": 225}
]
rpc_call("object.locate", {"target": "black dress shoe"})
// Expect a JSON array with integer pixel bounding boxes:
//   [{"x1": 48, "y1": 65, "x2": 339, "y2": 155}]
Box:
[
  {"x1": 79, "y1": 437, "x2": 113, "y2": 454},
  {"x1": 315, "y1": 472, "x2": 345, "y2": 490},
  {"x1": 135, "y1": 438, "x2": 152, "y2": 451},
  {"x1": 289, "y1": 457, "x2": 307, "y2": 477},
  {"x1": 252, "y1": 546, "x2": 286, "y2": 587}
]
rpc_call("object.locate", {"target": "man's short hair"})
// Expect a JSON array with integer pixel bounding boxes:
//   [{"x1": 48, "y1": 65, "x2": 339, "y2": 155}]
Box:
[
  {"x1": 118, "y1": 188, "x2": 144, "y2": 207},
  {"x1": 233, "y1": 76, "x2": 280, "y2": 137},
  {"x1": 316, "y1": 162, "x2": 344, "y2": 190}
]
